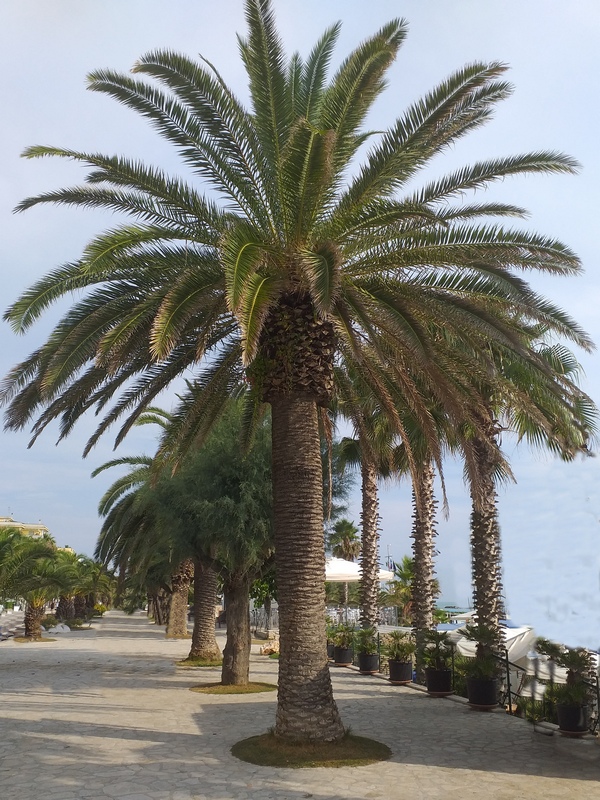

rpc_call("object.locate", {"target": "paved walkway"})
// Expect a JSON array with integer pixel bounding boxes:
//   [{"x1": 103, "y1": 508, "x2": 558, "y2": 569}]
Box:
[{"x1": 0, "y1": 611, "x2": 597, "y2": 800}]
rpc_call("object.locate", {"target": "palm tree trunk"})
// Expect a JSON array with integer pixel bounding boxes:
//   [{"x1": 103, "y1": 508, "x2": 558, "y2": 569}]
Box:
[
  {"x1": 148, "y1": 593, "x2": 161, "y2": 624},
  {"x1": 150, "y1": 589, "x2": 169, "y2": 626},
  {"x1": 24, "y1": 602, "x2": 45, "y2": 639},
  {"x1": 221, "y1": 575, "x2": 251, "y2": 685},
  {"x1": 359, "y1": 457, "x2": 380, "y2": 629},
  {"x1": 166, "y1": 559, "x2": 194, "y2": 639},
  {"x1": 74, "y1": 594, "x2": 87, "y2": 619},
  {"x1": 56, "y1": 596, "x2": 75, "y2": 621},
  {"x1": 470, "y1": 432, "x2": 503, "y2": 649},
  {"x1": 411, "y1": 461, "x2": 437, "y2": 682},
  {"x1": 187, "y1": 559, "x2": 221, "y2": 661},
  {"x1": 271, "y1": 396, "x2": 344, "y2": 742}
]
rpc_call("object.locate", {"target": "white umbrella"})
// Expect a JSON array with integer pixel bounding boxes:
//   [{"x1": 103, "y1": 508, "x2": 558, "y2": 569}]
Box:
[{"x1": 325, "y1": 556, "x2": 394, "y2": 582}]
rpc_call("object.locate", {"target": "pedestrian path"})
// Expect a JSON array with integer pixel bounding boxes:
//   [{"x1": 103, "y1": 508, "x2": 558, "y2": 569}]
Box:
[{"x1": 0, "y1": 610, "x2": 597, "y2": 799}]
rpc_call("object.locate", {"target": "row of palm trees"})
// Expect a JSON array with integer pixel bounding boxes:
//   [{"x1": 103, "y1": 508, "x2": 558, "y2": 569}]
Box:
[
  {"x1": 1, "y1": 0, "x2": 597, "y2": 742},
  {"x1": 0, "y1": 529, "x2": 113, "y2": 638},
  {"x1": 95, "y1": 401, "x2": 274, "y2": 684}
]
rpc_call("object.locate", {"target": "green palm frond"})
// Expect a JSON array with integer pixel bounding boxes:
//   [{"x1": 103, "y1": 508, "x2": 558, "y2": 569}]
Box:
[
  {"x1": 238, "y1": 0, "x2": 289, "y2": 216},
  {"x1": 320, "y1": 19, "x2": 407, "y2": 162},
  {"x1": 221, "y1": 220, "x2": 272, "y2": 314},
  {"x1": 238, "y1": 272, "x2": 281, "y2": 364},
  {"x1": 297, "y1": 23, "x2": 341, "y2": 123},
  {"x1": 410, "y1": 151, "x2": 579, "y2": 207}
]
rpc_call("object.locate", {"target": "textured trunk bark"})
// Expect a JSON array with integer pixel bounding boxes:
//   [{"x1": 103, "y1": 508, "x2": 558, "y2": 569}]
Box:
[
  {"x1": 359, "y1": 458, "x2": 380, "y2": 629},
  {"x1": 264, "y1": 596, "x2": 272, "y2": 634},
  {"x1": 271, "y1": 397, "x2": 344, "y2": 742},
  {"x1": 166, "y1": 586, "x2": 189, "y2": 638},
  {"x1": 411, "y1": 461, "x2": 437, "y2": 682},
  {"x1": 470, "y1": 431, "x2": 503, "y2": 650},
  {"x1": 221, "y1": 576, "x2": 251, "y2": 685},
  {"x1": 148, "y1": 593, "x2": 161, "y2": 624},
  {"x1": 152, "y1": 589, "x2": 169, "y2": 626},
  {"x1": 74, "y1": 594, "x2": 87, "y2": 618},
  {"x1": 56, "y1": 596, "x2": 75, "y2": 621},
  {"x1": 24, "y1": 602, "x2": 45, "y2": 639},
  {"x1": 188, "y1": 560, "x2": 221, "y2": 661},
  {"x1": 166, "y1": 559, "x2": 194, "y2": 638}
]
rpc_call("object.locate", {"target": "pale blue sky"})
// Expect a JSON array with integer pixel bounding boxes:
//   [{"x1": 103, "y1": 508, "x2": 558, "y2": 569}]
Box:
[{"x1": 1, "y1": 1, "x2": 599, "y2": 648}]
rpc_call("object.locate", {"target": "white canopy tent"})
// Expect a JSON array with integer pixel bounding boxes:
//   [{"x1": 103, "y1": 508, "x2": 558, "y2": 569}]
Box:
[
  {"x1": 453, "y1": 624, "x2": 537, "y2": 664},
  {"x1": 325, "y1": 556, "x2": 394, "y2": 582}
]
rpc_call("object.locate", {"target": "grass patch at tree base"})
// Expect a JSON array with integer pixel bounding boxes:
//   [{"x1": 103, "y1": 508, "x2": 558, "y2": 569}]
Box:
[
  {"x1": 231, "y1": 731, "x2": 392, "y2": 768},
  {"x1": 190, "y1": 681, "x2": 277, "y2": 695},
  {"x1": 176, "y1": 657, "x2": 223, "y2": 668},
  {"x1": 165, "y1": 633, "x2": 192, "y2": 640}
]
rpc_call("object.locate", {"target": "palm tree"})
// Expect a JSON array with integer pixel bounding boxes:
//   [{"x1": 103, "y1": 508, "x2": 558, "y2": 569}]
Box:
[
  {"x1": 96, "y1": 400, "x2": 274, "y2": 684},
  {"x1": 153, "y1": 400, "x2": 274, "y2": 685},
  {"x1": 2, "y1": 1, "x2": 592, "y2": 740},
  {"x1": 327, "y1": 518, "x2": 360, "y2": 562},
  {"x1": 382, "y1": 556, "x2": 414, "y2": 624},
  {"x1": 95, "y1": 452, "x2": 213, "y2": 645},
  {"x1": 337, "y1": 426, "x2": 388, "y2": 630},
  {"x1": 466, "y1": 340, "x2": 597, "y2": 646},
  {"x1": 326, "y1": 517, "x2": 360, "y2": 613},
  {"x1": 0, "y1": 530, "x2": 77, "y2": 639}
]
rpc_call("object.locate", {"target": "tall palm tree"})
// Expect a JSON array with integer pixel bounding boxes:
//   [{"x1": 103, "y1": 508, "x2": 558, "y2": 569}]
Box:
[
  {"x1": 466, "y1": 339, "x2": 597, "y2": 647},
  {"x1": 2, "y1": 1, "x2": 592, "y2": 740},
  {"x1": 337, "y1": 421, "x2": 390, "y2": 630}
]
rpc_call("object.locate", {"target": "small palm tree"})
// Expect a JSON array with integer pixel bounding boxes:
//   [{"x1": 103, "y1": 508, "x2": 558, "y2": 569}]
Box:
[
  {"x1": 0, "y1": 531, "x2": 77, "y2": 639},
  {"x1": 327, "y1": 517, "x2": 360, "y2": 613},
  {"x1": 327, "y1": 518, "x2": 360, "y2": 562}
]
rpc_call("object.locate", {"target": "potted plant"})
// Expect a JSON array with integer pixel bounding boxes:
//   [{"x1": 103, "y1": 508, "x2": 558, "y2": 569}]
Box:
[
  {"x1": 383, "y1": 631, "x2": 415, "y2": 685},
  {"x1": 332, "y1": 624, "x2": 355, "y2": 666},
  {"x1": 536, "y1": 638, "x2": 594, "y2": 735},
  {"x1": 354, "y1": 627, "x2": 380, "y2": 674},
  {"x1": 422, "y1": 630, "x2": 453, "y2": 696},
  {"x1": 326, "y1": 622, "x2": 336, "y2": 661},
  {"x1": 460, "y1": 624, "x2": 501, "y2": 709}
]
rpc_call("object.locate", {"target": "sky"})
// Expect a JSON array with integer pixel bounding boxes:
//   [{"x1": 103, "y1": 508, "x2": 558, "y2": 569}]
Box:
[{"x1": 1, "y1": 1, "x2": 599, "y2": 649}]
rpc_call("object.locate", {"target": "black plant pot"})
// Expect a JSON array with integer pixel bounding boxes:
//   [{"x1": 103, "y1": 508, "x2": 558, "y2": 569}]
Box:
[
  {"x1": 425, "y1": 667, "x2": 453, "y2": 696},
  {"x1": 388, "y1": 659, "x2": 413, "y2": 685},
  {"x1": 327, "y1": 643, "x2": 335, "y2": 660},
  {"x1": 556, "y1": 703, "x2": 589, "y2": 735},
  {"x1": 466, "y1": 677, "x2": 498, "y2": 710},
  {"x1": 333, "y1": 646, "x2": 353, "y2": 666},
  {"x1": 358, "y1": 653, "x2": 380, "y2": 674}
]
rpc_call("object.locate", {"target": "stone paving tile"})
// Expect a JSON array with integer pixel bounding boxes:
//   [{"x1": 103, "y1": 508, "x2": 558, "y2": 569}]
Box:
[{"x1": 0, "y1": 610, "x2": 598, "y2": 800}]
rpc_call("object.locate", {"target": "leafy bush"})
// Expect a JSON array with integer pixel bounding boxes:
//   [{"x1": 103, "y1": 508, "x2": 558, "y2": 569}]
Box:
[
  {"x1": 331, "y1": 624, "x2": 355, "y2": 649},
  {"x1": 382, "y1": 631, "x2": 415, "y2": 662},
  {"x1": 354, "y1": 627, "x2": 378, "y2": 655}
]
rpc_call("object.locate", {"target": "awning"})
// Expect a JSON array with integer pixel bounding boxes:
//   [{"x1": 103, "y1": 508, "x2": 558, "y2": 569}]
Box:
[{"x1": 325, "y1": 556, "x2": 394, "y2": 582}]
